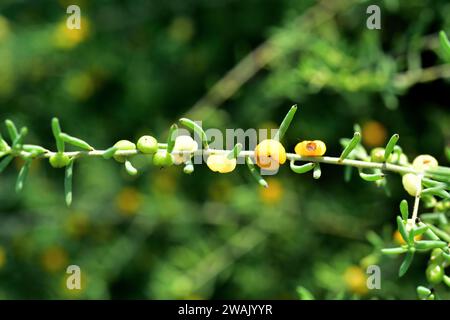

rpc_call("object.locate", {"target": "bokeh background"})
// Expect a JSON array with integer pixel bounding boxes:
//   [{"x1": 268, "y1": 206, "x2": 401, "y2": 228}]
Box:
[{"x1": 0, "y1": 0, "x2": 449, "y2": 299}]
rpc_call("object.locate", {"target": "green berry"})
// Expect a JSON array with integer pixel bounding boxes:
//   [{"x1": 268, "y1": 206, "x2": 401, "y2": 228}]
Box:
[
  {"x1": 426, "y1": 263, "x2": 444, "y2": 285},
  {"x1": 49, "y1": 153, "x2": 71, "y2": 168},
  {"x1": 113, "y1": 140, "x2": 136, "y2": 163},
  {"x1": 137, "y1": 135, "x2": 158, "y2": 154},
  {"x1": 152, "y1": 150, "x2": 173, "y2": 167},
  {"x1": 370, "y1": 147, "x2": 385, "y2": 163}
]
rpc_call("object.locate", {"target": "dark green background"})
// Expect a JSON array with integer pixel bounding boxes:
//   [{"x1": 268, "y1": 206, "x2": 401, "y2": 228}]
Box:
[{"x1": 0, "y1": 0, "x2": 448, "y2": 299}]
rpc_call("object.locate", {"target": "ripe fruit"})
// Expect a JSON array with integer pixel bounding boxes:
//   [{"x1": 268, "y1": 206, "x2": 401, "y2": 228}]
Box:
[
  {"x1": 172, "y1": 135, "x2": 198, "y2": 165},
  {"x1": 137, "y1": 135, "x2": 158, "y2": 154},
  {"x1": 113, "y1": 140, "x2": 136, "y2": 163},
  {"x1": 412, "y1": 155, "x2": 438, "y2": 172},
  {"x1": 153, "y1": 150, "x2": 174, "y2": 167},
  {"x1": 295, "y1": 140, "x2": 326, "y2": 157},
  {"x1": 49, "y1": 153, "x2": 71, "y2": 168},
  {"x1": 207, "y1": 154, "x2": 236, "y2": 173},
  {"x1": 402, "y1": 173, "x2": 422, "y2": 196},
  {"x1": 426, "y1": 263, "x2": 444, "y2": 284},
  {"x1": 254, "y1": 139, "x2": 286, "y2": 170}
]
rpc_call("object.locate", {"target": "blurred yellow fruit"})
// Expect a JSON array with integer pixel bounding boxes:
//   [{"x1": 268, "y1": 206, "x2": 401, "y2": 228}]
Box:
[
  {"x1": 260, "y1": 178, "x2": 283, "y2": 204},
  {"x1": 65, "y1": 212, "x2": 90, "y2": 238},
  {"x1": 116, "y1": 187, "x2": 142, "y2": 216},
  {"x1": 0, "y1": 16, "x2": 11, "y2": 42},
  {"x1": 254, "y1": 139, "x2": 286, "y2": 170},
  {"x1": 41, "y1": 246, "x2": 68, "y2": 273},
  {"x1": 295, "y1": 140, "x2": 327, "y2": 157},
  {"x1": 412, "y1": 155, "x2": 438, "y2": 172},
  {"x1": 343, "y1": 266, "x2": 368, "y2": 295},
  {"x1": 168, "y1": 16, "x2": 195, "y2": 43},
  {"x1": 64, "y1": 72, "x2": 95, "y2": 100},
  {"x1": 0, "y1": 246, "x2": 6, "y2": 269},
  {"x1": 393, "y1": 230, "x2": 422, "y2": 245},
  {"x1": 362, "y1": 121, "x2": 387, "y2": 147},
  {"x1": 53, "y1": 17, "x2": 89, "y2": 49},
  {"x1": 207, "y1": 154, "x2": 236, "y2": 173}
]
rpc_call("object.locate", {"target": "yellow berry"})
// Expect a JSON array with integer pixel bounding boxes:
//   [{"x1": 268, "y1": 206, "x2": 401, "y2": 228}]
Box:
[
  {"x1": 254, "y1": 139, "x2": 286, "y2": 170},
  {"x1": 207, "y1": 154, "x2": 236, "y2": 173},
  {"x1": 402, "y1": 173, "x2": 422, "y2": 196},
  {"x1": 294, "y1": 140, "x2": 326, "y2": 157},
  {"x1": 412, "y1": 155, "x2": 438, "y2": 172}
]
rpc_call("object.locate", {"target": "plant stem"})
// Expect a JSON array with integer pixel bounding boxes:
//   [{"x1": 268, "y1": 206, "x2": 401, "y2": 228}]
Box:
[{"x1": 11, "y1": 148, "x2": 434, "y2": 177}]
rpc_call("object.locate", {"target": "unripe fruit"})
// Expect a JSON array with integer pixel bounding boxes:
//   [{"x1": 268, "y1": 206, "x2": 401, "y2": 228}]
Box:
[
  {"x1": 137, "y1": 135, "x2": 158, "y2": 154},
  {"x1": 295, "y1": 140, "x2": 326, "y2": 157},
  {"x1": 254, "y1": 139, "x2": 286, "y2": 170},
  {"x1": 113, "y1": 140, "x2": 136, "y2": 163},
  {"x1": 370, "y1": 147, "x2": 385, "y2": 163},
  {"x1": 426, "y1": 263, "x2": 444, "y2": 285},
  {"x1": 402, "y1": 173, "x2": 422, "y2": 196},
  {"x1": 49, "y1": 153, "x2": 71, "y2": 168},
  {"x1": 153, "y1": 150, "x2": 174, "y2": 167},
  {"x1": 412, "y1": 155, "x2": 438, "y2": 171}
]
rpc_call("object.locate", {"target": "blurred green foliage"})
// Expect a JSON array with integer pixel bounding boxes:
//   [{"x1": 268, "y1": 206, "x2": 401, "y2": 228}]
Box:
[{"x1": 0, "y1": 0, "x2": 449, "y2": 299}]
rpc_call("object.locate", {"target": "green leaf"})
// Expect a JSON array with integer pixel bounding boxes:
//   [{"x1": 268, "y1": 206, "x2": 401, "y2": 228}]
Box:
[
  {"x1": 0, "y1": 155, "x2": 13, "y2": 173},
  {"x1": 421, "y1": 187, "x2": 450, "y2": 199},
  {"x1": 5, "y1": 119, "x2": 19, "y2": 142},
  {"x1": 102, "y1": 146, "x2": 118, "y2": 159},
  {"x1": 52, "y1": 118, "x2": 65, "y2": 153},
  {"x1": 12, "y1": 127, "x2": 28, "y2": 148},
  {"x1": 22, "y1": 144, "x2": 48, "y2": 155},
  {"x1": 417, "y1": 286, "x2": 432, "y2": 298},
  {"x1": 15, "y1": 160, "x2": 31, "y2": 193},
  {"x1": 296, "y1": 286, "x2": 314, "y2": 300},
  {"x1": 381, "y1": 247, "x2": 408, "y2": 255},
  {"x1": 414, "y1": 240, "x2": 447, "y2": 250},
  {"x1": 384, "y1": 134, "x2": 399, "y2": 161},
  {"x1": 227, "y1": 143, "x2": 242, "y2": 160},
  {"x1": 439, "y1": 31, "x2": 450, "y2": 61},
  {"x1": 445, "y1": 146, "x2": 450, "y2": 163},
  {"x1": 400, "y1": 199, "x2": 409, "y2": 221},
  {"x1": 0, "y1": 134, "x2": 10, "y2": 152},
  {"x1": 167, "y1": 124, "x2": 178, "y2": 153},
  {"x1": 424, "y1": 229, "x2": 440, "y2": 241},
  {"x1": 339, "y1": 132, "x2": 361, "y2": 161},
  {"x1": 358, "y1": 170, "x2": 384, "y2": 182},
  {"x1": 124, "y1": 159, "x2": 138, "y2": 176},
  {"x1": 397, "y1": 216, "x2": 410, "y2": 245},
  {"x1": 274, "y1": 104, "x2": 297, "y2": 141},
  {"x1": 179, "y1": 118, "x2": 209, "y2": 149},
  {"x1": 411, "y1": 224, "x2": 428, "y2": 237},
  {"x1": 59, "y1": 133, "x2": 94, "y2": 151},
  {"x1": 65, "y1": 159, "x2": 74, "y2": 207},
  {"x1": 443, "y1": 275, "x2": 450, "y2": 288},
  {"x1": 313, "y1": 163, "x2": 321, "y2": 179},
  {"x1": 246, "y1": 156, "x2": 268, "y2": 188},
  {"x1": 427, "y1": 224, "x2": 450, "y2": 243},
  {"x1": 290, "y1": 161, "x2": 315, "y2": 174},
  {"x1": 399, "y1": 251, "x2": 414, "y2": 277}
]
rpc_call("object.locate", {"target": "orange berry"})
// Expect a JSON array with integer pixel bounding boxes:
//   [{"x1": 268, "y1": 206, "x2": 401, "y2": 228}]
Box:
[{"x1": 294, "y1": 140, "x2": 326, "y2": 157}]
